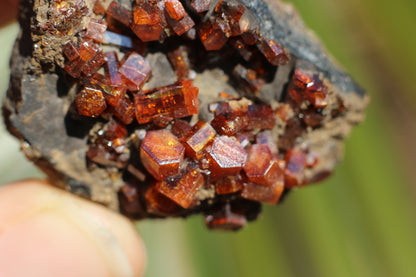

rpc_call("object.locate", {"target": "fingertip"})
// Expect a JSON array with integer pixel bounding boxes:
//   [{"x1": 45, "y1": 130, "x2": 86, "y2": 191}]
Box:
[{"x1": 0, "y1": 180, "x2": 146, "y2": 277}]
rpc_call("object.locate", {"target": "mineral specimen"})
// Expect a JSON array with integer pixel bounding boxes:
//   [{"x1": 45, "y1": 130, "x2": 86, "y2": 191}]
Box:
[{"x1": 4, "y1": 0, "x2": 368, "y2": 230}]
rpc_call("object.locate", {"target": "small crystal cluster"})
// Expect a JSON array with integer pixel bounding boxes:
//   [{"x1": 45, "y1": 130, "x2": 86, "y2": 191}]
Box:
[{"x1": 61, "y1": 0, "x2": 336, "y2": 230}]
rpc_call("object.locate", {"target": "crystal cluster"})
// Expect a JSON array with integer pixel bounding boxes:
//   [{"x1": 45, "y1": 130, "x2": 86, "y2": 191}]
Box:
[{"x1": 60, "y1": 0, "x2": 338, "y2": 230}]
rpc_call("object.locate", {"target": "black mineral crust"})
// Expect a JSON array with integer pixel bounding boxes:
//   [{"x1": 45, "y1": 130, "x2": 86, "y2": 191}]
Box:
[{"x1": 3, "y1": 0, "x2": 368, "y2": 228}]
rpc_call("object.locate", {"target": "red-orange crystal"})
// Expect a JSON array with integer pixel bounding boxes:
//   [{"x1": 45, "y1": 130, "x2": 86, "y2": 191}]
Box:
[
  {"x1": 304, "y1": 78, "x2": 328, "y2": 108},
  {"x1": 79, "y1": 40, "x2": 100, "y2": 62},
  {"x1": 240, "y1": 180, "x2": 284, "y2": 204},
  {"x1": 119, "y1": 183, "x2": 144, "y2": 218},
  {"x1": 293, "y1": 69, "x2": 313, "y2": 89},
  {"x1": 106, "y1": 119, "x2": 128, "y2": 139},
  {"x1": 284, "y1": 149, "x2": 307, "y2": 188},
  {"x1": 171, "y1": 119, "x2": 193, "y2": 142},
  {"x1": 113, "y1": 97, "x2": 135, "y2": 125},
  {"x1": 208, "y1": 136, "x2": 247, "y2": 177},
  {"x1": 168, "y1": 46, "x2": 191, "y2": 80},
  {"x1": 156, "y1": 168, "x2": 204, "y2": 209},
  {"x1": 106, "y1": 1, "x2": 133, "y2": 27},
  {"x1": 215, "y1": 175, "x2": 244, "y2": 195},
  {"x1": 241, "y1": 31, "x2": 259, "y2": 45},
  {"x1": 257, "y1": 38, "x2": 289, "y2": 66},
  {"x1": 75, "y1": 87, "x2": 107, "y2": 117},
  {"x1": 87, "y1": 73, "x2": 126, "y2": 107},
  {"x1": 184, "y1": 121, "x2": 217, "y2": 158},
  {"x1": 246, "y1": 104, "x2": 276, "y2": 130},
  {"x1": 119, "y1": 52, "x2": 151, "y2": 90},
  {"x1": 140, "y1": 130, "x2": 185, "y2": 181},
  {"x1": 64, "y1": 40, "x2": 104, "y2": 78},
  {"x1": 288, "y1": 70, "x2": 329, "y2": 109},
  {"x1": 62, "y1": 41, "x2": 79, "y2": 61},
  {"x1": 166, "y1": 12, "x2": 195, "y2": 36},
  {"x1": 85, "y1": 19, "x2": 107, "y2": 43},
  {"x1": 152, "y1": 115, "x2": 174, "y2": 128},
  {"x1": 211, "y1": 110, "x2": 249, "y2": 136},
  {"x1": 83, "y1": 51, "x2": 106, "y2": 76},
  {"x1": 86, "y1": 119, "x2": 130, "y2": 168},
  {"x1": 244, "y1": 144, "x2": 283, "y2": 186},
  {"x1": 135, "y1": 80, "x2": 199, "y2": 124},
  {"x1": 144, "y1": 185, "x2": 182, "y2": 216},
  {"x1": 216, "y1": 1, "x2": 246, "y2": 36},
  {"x1": 165, "y1": 0, "x2": 186, "y2": 20},
  {"x1": 93, "y1": 0, "x2": 106, "y2": 15},
  {"x1": 199, "y1": 20, "x2": 228, "y2": 51},
  {"x1": 131, "y1": 1, "x2": 164, "y2": 42}
]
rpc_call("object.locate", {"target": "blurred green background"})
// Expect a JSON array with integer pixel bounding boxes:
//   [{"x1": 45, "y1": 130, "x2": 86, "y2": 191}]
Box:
[{"x1": 1, "y1": 0, "x2": 416, "y2": 276}]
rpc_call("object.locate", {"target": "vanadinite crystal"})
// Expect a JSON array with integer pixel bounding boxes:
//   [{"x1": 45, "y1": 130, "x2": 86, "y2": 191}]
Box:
[
  {"x1": 184, "y1": 121, "x2": 216, "y2": 158},
  {"x1": 257, "y1": 38, "x2": 289, "y2": 66},
  {"x1": 140, "y1": 130, "x2": 185, "y2": 181},
  {"x1": 134, "y1": 80, "x2": 199, "y2": 124},
  {"x1": 215, "y1": 175, "x2": 244, "y2": 195},
  {"x1": 208, "y1": 136, "x2": 247, "y2": 178},
  {"x1": 75, "y1": 87, "x2": 107, "y2": 117},
  {"x1": 284, "y1": 149, "x2": 307, "y2": 188},
  {"x1": 5, "y1": 0, "x2": 368, "y2": 231},
  {"x1": 244, "y1": 144, "x2": 283, "y2": 186},
  {"x1": 131, "y1": 0, "x2": 164, "y2": 42},
  {"x1": 119, "y1": 52, "x2": 151, "y2": 90},
  {"x1": 198, "y1": 20, "x2": 228, "y2": 51},
  {"x1": 87, "y1": 120, "x2": 130, "y2": 168},
  {"x1": 85, "y1": 19, "x2": 107, "y2": 43},
  {"x1": 156, "y1": 166, "x2": 204, "y2": 209}
]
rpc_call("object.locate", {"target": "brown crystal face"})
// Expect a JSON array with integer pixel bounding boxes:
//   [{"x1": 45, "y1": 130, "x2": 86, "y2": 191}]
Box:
[
  {"x1": 240, "y1": 179, "x2": 284, "y2": 204},
  {"x1": 184, "y1": 121, "x2": 217, "y2": 158},
  {"x1": 140, "y1": 130, "x2": 185, "y2": 181},
  {"x1": 156, "y1": 166, "x2": 204, "y2": 209},
  {"x1": 134, "y1": 80, "x2": 199, "y2": 124},
  {"x1": 208, "y1": 136, "x2": 248, "y2": 178},
  {"x1": 284, "y1": 149, "x2": 307, "y2": 188},
  {"x1": 244, "y1": 144, "x2": 283, "y2": 187},
  {"x1": 215, "y1": 175, "x2": 244, "y2": 195},
  {"x1": 4, "y1": 0, "x2": 367, "y2": 231},
  {"x1": 198, "y1": 20, "x2": 228, "y2": 51},
  {"x1": 75, "y1": 87, "x2": 107, "y2": 117},
  {"x1": 144, "y1": 184, "x2": 182, "y2": 216},
  {"x1": 119, "y1": 52, "x2": 151, "y2": 90},
  {"x1": 131, "y1": 1, "x2": 165, "y2": 42},
  {"x1": 257, "y1": 38, "x2": 289, "y2": 66}
]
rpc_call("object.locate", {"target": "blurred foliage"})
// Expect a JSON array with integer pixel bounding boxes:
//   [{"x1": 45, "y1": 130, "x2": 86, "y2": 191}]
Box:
[{"x1": 1, "y1": 0, "x2": 416, "y2": 276}]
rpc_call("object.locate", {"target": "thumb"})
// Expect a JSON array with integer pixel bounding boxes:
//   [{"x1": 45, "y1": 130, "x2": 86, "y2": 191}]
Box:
[{"x1": 0, "y1": 180, "x2": 146, "y2": 277}]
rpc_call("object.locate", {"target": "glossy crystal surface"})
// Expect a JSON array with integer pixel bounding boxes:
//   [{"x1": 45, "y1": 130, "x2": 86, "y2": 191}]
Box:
[
  {"x1": 208, "y1": 136, "x2": 247, "y2": 177},
  {"x1": 134, "y1": 80, "x2": 199, "y2": 124},
  {"x1": 140, "y1": 130, "x2": 185, "y2": 181}
]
